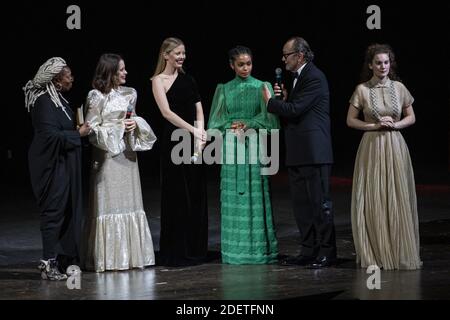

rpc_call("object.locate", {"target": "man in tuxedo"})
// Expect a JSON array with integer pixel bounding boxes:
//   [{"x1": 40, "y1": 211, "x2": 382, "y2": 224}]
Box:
[{"x1": 262, "y1": 36, "x2": 336, "y2": 268}]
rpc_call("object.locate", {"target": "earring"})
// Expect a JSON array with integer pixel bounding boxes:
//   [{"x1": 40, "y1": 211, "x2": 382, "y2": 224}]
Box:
[{"x1": 55, "y1": 83, "x2": 62, "y2": 91}]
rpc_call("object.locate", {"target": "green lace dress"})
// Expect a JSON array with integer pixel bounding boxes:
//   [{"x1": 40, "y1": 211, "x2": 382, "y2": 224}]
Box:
[{"x1": 208, "y1": 76, "x2": 280, "y2": 264}]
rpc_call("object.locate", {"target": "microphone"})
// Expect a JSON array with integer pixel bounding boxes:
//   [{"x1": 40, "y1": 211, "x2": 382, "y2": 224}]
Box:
[
  {"x1": 275, "y1": 68, "x2": 282, "y2": 84},
  {"x1": 125, "y1": 105, "x2": 133, "y2": 119},
  {"x1": 191, "y1": 122, "x2": 205, "y2": 163},
  {"x1": 124, "y1": 105, "x2": 133, "y2": 137},
  {"x1": 275, "y1": 68, "x2": 283, "y2": 100},
  {"x1": 191, "y1": 139, "x2": 201, "y2": 163},
  {"x1": 191, "y1": 152, "x2": 200, "y2": 163}
]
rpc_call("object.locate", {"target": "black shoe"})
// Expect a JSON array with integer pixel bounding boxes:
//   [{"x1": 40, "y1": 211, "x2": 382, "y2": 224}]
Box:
[
  {"x1": 56, "y1": 255, "x2": 78, "y2": 274},
  {"x1": 280, "y1": 255, "x2": 316, "y2": 266},
  {"x1": 307, "y1": 256, "x2": 337, "y2": 269}
]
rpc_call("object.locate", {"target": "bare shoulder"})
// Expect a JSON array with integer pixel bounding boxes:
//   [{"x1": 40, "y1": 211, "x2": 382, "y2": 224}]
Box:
[
  {"x1": 152, "y1": 75, "x2": 165, "y2": 88},
  {"x1": 152, "y1": 74, "x2": 164, "y2": 83}
]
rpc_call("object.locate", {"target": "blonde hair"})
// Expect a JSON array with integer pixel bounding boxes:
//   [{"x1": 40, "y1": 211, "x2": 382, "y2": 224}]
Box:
[{"x1": 152, "y1": 37, "x2": 185, "y2": 79}]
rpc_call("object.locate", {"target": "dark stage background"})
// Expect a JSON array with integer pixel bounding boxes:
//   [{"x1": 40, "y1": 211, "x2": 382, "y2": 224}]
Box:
[{"x1": 1, "y1": 0, "x2": 449, "y2": 193}]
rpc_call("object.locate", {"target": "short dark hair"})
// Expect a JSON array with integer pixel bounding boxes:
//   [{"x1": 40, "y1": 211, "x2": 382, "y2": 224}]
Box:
[
  {"x1": 228, "y1": 46, "x2": 253, "y2": 64},
  {"x1": 92, "y1": 53, "x2": 123, "y2": 94}
]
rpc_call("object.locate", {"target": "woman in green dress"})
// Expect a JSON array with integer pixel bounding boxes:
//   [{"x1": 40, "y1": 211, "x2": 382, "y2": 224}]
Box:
[{"x1": 208, "y1": 46, "x2": 280, "y2": 264}]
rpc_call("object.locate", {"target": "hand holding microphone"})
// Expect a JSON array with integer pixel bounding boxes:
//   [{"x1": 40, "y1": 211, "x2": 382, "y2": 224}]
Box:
[
  {"x1": 126, "y1": 105, "x2": 133, "y2": 119},
  {"x1": 124, "y1": 105, "x2": 136, "y2": 133},
  {"x1": 274, "y1": 68, "x2": 289, "y2": 101},
  {"x1": 274, "y1": 68, "x2": 285, "y2": 100}
]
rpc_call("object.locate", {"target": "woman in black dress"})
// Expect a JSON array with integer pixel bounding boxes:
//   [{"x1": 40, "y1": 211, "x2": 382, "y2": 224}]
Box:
[
  {"x1": 24, "y1": 57, "x2": 90, "y2": 280},
  {"x1": 152, "y1": 37, "x2": 208, "y2": 266}
]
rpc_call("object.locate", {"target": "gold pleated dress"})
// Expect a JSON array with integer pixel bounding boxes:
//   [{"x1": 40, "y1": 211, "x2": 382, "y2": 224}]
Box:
[{"x1": 349, "y1": 77, "x2": 422, "y2": 270}]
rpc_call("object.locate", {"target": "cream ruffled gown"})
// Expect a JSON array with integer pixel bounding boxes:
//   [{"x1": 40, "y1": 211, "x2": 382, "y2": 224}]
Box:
[{"x1": 83, "y1": 86, "x2": 156, "y2": 272}]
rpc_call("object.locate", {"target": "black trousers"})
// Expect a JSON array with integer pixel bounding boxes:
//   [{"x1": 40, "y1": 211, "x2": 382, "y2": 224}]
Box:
[{"x1": 288, "y1": 164, "x2": 336, "y2": 258}]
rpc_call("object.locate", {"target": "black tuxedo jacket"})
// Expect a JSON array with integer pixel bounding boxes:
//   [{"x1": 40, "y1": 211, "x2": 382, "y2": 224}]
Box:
[{"x1": 267, "y1": 62, "x2": 333, "y2": 166}]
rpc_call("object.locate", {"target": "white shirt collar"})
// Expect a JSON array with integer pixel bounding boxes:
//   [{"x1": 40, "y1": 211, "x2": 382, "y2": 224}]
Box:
[{"x1": 295, "y1": 63, "x2": 308, "y2": 78}]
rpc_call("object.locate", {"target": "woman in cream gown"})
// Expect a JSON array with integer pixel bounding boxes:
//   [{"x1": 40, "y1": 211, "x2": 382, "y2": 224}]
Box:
[
  {"x1": 83, "y1": 54, "x2": 157, "y2": 272},
  {"x1": 346, "y1": 44, "x2": 422, "y2": 270}
]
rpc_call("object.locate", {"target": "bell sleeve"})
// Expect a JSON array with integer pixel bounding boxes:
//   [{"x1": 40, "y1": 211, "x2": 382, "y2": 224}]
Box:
[
  {"x1": 245, "y1": 81, "x2": 280, "y2": 131},
  {"x1": 207, "y1": 84, "x2": 233, "y2": 133},
  {"x1": 127, "y1": 89, "x2": 157, "y2": 151}
]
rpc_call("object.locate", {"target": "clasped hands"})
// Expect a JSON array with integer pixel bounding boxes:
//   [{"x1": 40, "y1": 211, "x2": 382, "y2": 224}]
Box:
[
  {"x1": 378, "y1": 116, "x2": 397, "y2": 130},
  {"x1": 193, "y1": 127, "x2": 207, "y2": 150},
  {"x1": 230, "y1": 121, "x2": 248, "y2": 142}
]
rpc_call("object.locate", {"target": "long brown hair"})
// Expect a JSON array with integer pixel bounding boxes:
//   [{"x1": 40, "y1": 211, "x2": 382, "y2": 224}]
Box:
[
  {"x1": 151, "y1": 37, "x2": 185, "y2": 79},
  {"x1": 360, "y1": 44, "x2": 400, "y2": 83},
  {"x1": 92, "y1": 53, "x2": 123, "y2": 94}
]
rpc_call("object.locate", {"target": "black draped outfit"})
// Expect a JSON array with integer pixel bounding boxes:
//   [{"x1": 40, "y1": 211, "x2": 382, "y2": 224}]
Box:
[
  {"x1": 158, "y1": 73, "x2": 208, "y2": 266},
  {"x1": 28, "y1": 93, "x2": 83, "y2": 265}
]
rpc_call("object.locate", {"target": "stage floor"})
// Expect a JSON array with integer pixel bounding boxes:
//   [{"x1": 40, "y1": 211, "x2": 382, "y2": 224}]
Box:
[{"x1": 1, "y1": 170, "x2": 449, "y2": 300}]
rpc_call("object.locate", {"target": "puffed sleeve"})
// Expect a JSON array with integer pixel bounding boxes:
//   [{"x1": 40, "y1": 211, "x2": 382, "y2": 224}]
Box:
[
  {"x1": 127, "y1": 89, "x2": 157, "y2": 151},
  {"x1": 85, "y1": 89, "x2": 125, "y2": 156},
  {"x1": 397, "y1": 82, "x2": 415, "y2": 108},
  {"x1": 245, "y1": 81, "x2": 280, "y2": 131},
  {"x1": 207, "y1": 84, "x2": 233, "y2": 133},
  {"x1": 349, "y1": 85, "x2": 363, "y2": 110}
]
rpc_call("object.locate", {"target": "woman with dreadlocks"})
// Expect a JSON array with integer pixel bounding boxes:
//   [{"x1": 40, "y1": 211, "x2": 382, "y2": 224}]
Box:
[{"x1": 25, "y1": 57, "x2": 91, "y2": 280}]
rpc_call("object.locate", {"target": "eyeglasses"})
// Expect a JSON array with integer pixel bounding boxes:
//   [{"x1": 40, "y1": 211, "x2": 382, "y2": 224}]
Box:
[{"x1": 282, "y1": 51, "x2": 298, "y2": 59}]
